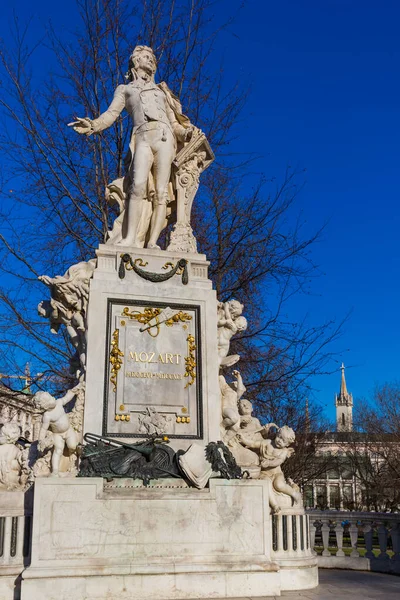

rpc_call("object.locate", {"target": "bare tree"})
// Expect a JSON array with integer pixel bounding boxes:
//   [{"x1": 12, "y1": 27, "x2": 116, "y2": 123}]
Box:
[
  {"x1": 342, "y1": 383, "x2": 400, "y2": 511},
  {"x1": 0, "y1": 0, "x2": 343, "y2": 403}
]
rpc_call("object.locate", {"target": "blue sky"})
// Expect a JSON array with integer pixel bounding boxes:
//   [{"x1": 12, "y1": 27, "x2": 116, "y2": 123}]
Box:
[{"x1": 1, "y1": 0, "x2": 399, "y2": 421}]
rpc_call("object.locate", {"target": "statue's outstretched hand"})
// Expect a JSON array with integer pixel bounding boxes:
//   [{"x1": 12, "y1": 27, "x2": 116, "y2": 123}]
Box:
[
  {"x1": 38, "y1": 275, "x2": 53, "y2": 286},
  {"x1": 68, "y1": 117, "x2": 94, "y2": 136}
]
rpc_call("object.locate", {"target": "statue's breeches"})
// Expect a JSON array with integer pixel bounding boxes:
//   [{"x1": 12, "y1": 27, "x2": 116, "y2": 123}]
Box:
[{"x1": 131, "y1": 123, "x2": 176, "y2": 206}]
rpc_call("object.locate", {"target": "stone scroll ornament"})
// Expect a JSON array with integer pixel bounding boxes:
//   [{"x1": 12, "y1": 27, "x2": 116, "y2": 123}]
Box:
[{"x1": 118, "y1": 254, "x2": 189, "y2": 284}]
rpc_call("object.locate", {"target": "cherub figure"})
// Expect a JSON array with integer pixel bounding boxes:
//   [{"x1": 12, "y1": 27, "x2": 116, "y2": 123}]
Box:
[
  {"x1": 38, "y1": 259, "x2": 96, "y2": 376},
  {"x1": 238, "y1": 399, "x2": 263, "y2": 435},
  {"x1": 217, "y1": 300, "x2": 247, "y2": 367},
  {"x1": 0, "y1": 422, "x2": 23, "y2": 490},
  {"x1": 238, "y1": 424, "x2": 301, "y2": 513},
  {"x1": 33, "y1": 385, "x2": 82, "y2": 476},
  {"x1": 219, "y1": 370, "x2": 246, "y2": 445}
]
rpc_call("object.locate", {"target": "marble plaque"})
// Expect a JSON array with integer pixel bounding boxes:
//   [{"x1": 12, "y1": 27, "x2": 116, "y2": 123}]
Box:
[{"x1": 104, "y1": 300, "x2": 202, "y2": 438}]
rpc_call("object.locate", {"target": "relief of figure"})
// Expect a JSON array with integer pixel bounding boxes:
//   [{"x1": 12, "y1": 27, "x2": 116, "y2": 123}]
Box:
[
  {"x1": 69, "y1": 46, "x2": 213, "y2": 251},
  {"x1": 0, "y1": 422, "x2": 23, "y2": 490},
  {"x1": 138, "y1": 406, "x2": 171, "y2": 436},
  {"x1": 219, "y1": 370, "x2": 245, "y2": 445},
  {"x1": 38, "y1": 259, "x2": 96, "y2": 376},
  {"x1": 217, "y1": 300, "x2": 247, "y2": 367},
  {"x1": 238, "y1": 424, "x2": 302, "y2": 513},
  {"x1": 33, "y1": 384, "x2": 82, "y2": 477}
]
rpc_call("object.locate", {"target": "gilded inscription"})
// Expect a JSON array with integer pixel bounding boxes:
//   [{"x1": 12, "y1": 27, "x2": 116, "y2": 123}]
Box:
[
  {"x1": 126, "y1": 372, "x2": 184, "y2": 380},
  {"x1": 128, "y1": 351, "x2": 181, "y2": 364}
]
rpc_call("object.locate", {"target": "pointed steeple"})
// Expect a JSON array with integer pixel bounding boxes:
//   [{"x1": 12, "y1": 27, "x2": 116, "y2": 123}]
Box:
[
  {"x1": 340, "y1": 363, "x2": 348, "y2": 397},
  {"x1": 335, "y1": 363, "x2": 353, "y2": 432}
]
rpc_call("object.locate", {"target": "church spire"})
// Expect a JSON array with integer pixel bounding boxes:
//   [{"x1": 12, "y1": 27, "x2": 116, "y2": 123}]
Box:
[
  {"x1": 335, "y1": 363, "x2": 353, "y2": 432},
  {"x1": 340, "y1": 363, "x2": 348, "y2": 397}
]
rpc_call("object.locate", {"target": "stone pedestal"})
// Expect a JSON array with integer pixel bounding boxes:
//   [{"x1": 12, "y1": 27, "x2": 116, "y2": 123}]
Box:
[
  {"x1": 84, "y1": 244, "x2": 220, "y2": 451},
  {"x1": 21, "y1": 477, "x2": 283, "y2": 600}
]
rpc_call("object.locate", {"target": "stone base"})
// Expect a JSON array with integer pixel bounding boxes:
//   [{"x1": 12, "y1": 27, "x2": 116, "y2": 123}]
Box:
[
  {"x1": 20, "y1": 477, "x2": 317, "y2": 599},
  {"x1": 0, "y1": 575, "x2": 21, "y2": 600},
  {"x1": 22, "y1": 571, "x2": 281, "y2": 600}
]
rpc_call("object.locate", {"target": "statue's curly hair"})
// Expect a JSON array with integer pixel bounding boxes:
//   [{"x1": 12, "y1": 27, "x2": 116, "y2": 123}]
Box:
[
  {"x1": 277, "y1": 425, "x2": 296, "y2": 445},
  {"x1": 126, "y1": 45, "x2": 157, "y2": 81}
]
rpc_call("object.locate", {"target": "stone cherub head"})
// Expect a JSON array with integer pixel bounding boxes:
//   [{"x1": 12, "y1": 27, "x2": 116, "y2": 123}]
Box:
[
  {"x1": 34, "y1": 391, "x2": 57, "y2": 412},
  {"x1": 273, "y1": 425, "x2": 296, "y2": 449},
  {"x1": 227, "y1": 300, "x2": 247, "y2": 331},
  {"x1": 0, "y1": 422, "x2": 21, "y2": 445},
  {"x1": 238, "y1": 399, "x2": 253, "y2": 416}
]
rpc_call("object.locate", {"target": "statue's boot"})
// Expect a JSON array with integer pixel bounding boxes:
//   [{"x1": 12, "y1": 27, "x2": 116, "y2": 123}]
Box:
[
  {"x1": 120, "y1": 194, "x2": 144, "y2": 247},
  {"x1": 147, "y1": 198, "x2": 167, "y2": 249}
]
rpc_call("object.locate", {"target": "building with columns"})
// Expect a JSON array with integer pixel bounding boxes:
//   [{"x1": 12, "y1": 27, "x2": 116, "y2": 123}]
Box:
[
  {"x1": 0, "y1": 385, "x2": 40, "y2": 441},
  {"x1": 304, "y1": 364, "x2": 360, "y2": 510}
]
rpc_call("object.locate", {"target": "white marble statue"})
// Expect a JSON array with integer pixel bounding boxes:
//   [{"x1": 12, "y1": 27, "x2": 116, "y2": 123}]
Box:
[
  {"x1": 237, "y1": 423, "x2": 302, "y2": 513},
  {"x1": 217, "y1": 300, "x2": 247, "y2": 367},
  {"x1": 33, "y1": 385, "x2": 82, "y2": 477},
  {"x1": 38, "y1": 259, "x2": 96, "y2": 376},
  {"x1": 69, "y1": 45, "x2": 213, "y2": 251},
  {"x1": 0, "y1": 422, "x2": 23, "y2": 490}
]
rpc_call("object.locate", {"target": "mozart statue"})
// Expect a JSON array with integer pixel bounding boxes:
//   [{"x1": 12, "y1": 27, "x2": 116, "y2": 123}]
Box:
[{"x1": 69, "y1": 45, "x2": 213, "y2": 251}]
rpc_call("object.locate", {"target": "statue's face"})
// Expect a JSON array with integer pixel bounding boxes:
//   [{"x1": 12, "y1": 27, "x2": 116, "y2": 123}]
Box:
[
  {"x1": 239, "y1": 400, "x2": 252, "y2": 415},
  {"x1": 275, "y1": 435, "x2": 287, "y2": 449},
  {"x1": 34, "y1": 392, "x2": 56, "y2": 411},
  {"x1": 136, "y1": 49, "x2": 157, "y2": 75},
  {"x1": 229, "y1": 301, "x2": 243, "y2": 318}
]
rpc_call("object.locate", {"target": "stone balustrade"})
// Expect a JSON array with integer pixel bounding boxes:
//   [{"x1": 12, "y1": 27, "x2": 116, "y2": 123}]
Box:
[
  {"x1": 270, "y1": 508, "x2": 312, "y2": 558},
  {"x1": 0, "y1": 491, "x2": 33, "y2": 600},
  {"x1": 307, "y1": 509, "x2": 400, "y2": 574}
]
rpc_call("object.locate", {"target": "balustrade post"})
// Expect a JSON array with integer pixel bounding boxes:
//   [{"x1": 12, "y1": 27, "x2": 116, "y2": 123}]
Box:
[
  {"x1": 349, "y1": 519, "x2": 360, "y2": 558},
  {"x1": 377, "y1": 523, "x2": 390, "y2": 560},
  {"x1": 390, "y1": 523, "x2": 400, "y2": 562},
  {"x1": 321, "y1": 520, "x2": 331, "y2": 557},
  {"x1": 310, "y1": 520, "x2": 317, "y2": 554},
  {"x1": 334, "y1": 522, "x2": 345, "y2": 557},
  {"x1": 277, "y1": 514, "x2": 284, "y2": 552},
  {"x1": 2, "y1": 516, "x2": 12, "y2": 564},
  {"x1": 362, "y1": 523, "x2": 374, "y2": 559},
  {"x1": 287, "y1": 512, "x2": 293, "y2": 551},
  {"x1": 15, "y1": 515, "x2": 25, "y2": 563}
]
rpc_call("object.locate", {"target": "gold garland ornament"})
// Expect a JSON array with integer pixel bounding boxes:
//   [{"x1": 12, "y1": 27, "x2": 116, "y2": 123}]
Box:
[
  {"x1": 110, "y1": 329, "x2": 124, "y2": 392},
  {"x1": 184, "y1": 334, "x2": 196, "y2": 389}
]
